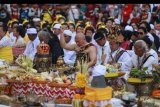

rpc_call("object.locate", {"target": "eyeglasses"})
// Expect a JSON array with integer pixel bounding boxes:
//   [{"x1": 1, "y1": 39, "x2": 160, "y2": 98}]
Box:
[{"x1": 138, "y1": 32, "x2": 144, "y2": 35}]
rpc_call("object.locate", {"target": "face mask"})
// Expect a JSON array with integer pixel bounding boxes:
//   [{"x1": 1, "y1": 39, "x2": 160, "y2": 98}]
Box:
[
  {"x1": 85, "y1": 36, "x2": 92, "y2": 43},
  {"x1": 0, "y1": 11, "x2": 7, "y2": 18}
]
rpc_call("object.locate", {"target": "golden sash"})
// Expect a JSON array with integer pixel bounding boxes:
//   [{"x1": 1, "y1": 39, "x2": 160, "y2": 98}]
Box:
[{"x1": 0, "y1": 46, "x2": 13, "y2": 63}]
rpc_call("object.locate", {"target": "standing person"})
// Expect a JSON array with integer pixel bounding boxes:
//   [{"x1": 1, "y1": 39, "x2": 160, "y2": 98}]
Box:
[
  {"x1": 0, "y1": 23, "x2": 13, "y2": 63},
  {"x1": 93, "y1": 31, "x2": 111, "y2": 65},
  {"x1": 68, "y1": 22, "x2": 76, "y2": 42},
  {"x1": 12, "y1": 25, "x2": 26, "y2": 58},
  {"x1": 10, "y1": 4, "x2": 20, "y2": 20},
  {"x1": 19, "y1": 4, "x2": 29, "y2": 23},
  {"x1": 84, "y1": 26, "x2": 95, "y2": 43},
  {"x1": 48, "y1": 26, "x2": 64, "y2": 64},
  {"x1": 52, "y1": 23, "x2": 61, "y2": 40},
  {"x1": 67, "y1": 5, "x2": 80, "y2": 24},
  {"x1": 127, "y1": 4, "x2": 141, "y2": 24},
  {"x1": 23, "y1": 28, "x2": 40, "y2": 60},
  {"x1": 121, "y1": 4, "x2": 133, "y2": 25},
  {"x1": 140, "y1": 4, "x2": 152, "y2": 23},
  {"x1": 63, "y1": 30, "x2": 76, "y2": 66},
  {"x1": 41, "y1": 4, "x2": 53, "y2": 24},
  {"x1": 0, "y1": 6, "x2": 11, "y2": 24},
  {"x1": 12, "y1": 26, "x2": 26, "y2": 57},
  {"x1": 60, "y1": 32, "x2": 97, "y2": 69},
  {"x1": 108, "y1": 34, "x2": 131, "y2": 72}
]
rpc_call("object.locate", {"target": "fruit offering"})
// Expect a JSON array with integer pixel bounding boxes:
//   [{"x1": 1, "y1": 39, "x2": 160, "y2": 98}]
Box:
[{"x1": 75, "y1": 72, "x2": 87, "y2": 88}]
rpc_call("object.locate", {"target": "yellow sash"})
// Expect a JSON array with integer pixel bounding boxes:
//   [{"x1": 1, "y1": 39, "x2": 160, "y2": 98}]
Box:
[
  {"x1": 0, "y1": 46, "x2": 13, "y2": 63},
  {"x1": 84, "y1": 86, "x2": 112, "y2": 102},
  {"x1": 6, "y1": 32, "x2": 10, "y2": 37},
  {"x1": 24, "y1": 34, "x2": 29, "y2": 44}
]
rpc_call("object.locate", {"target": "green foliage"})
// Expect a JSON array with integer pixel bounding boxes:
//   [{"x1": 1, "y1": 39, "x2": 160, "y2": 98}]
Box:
[{"x1": 130, "y1": 67, "x2": 150, "y2": 81}]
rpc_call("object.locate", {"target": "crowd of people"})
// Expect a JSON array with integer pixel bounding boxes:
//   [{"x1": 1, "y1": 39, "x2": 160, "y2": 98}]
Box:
[{"x1": 0, "y1": 4, "x2": 160, "y2": 81}]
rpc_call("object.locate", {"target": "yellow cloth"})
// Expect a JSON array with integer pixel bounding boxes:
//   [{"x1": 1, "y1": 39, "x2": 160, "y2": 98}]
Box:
[
  {"x1": 42, "y1": 11, "x2": 52, "y2": 24},
  {"x1": 0, "y1": 46, "x2": 13, "y2": 63},
  {"x1": 84, "y1": 86, "x2": 112, "y2": 102},
  {"x1": 88, "y1": 104, "x2": 112, "y2": 107},
  {"x1": 24, "y1": 34, "x2": 29, "y2": 44},
  {"x1": 6, "y1": 32, "x2": 10, "y2": 37}
]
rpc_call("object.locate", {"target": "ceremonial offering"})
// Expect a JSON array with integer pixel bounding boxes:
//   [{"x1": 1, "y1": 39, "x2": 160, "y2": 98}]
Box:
[
  {"x1": 34, "y1": 42, "x2": 52, "y2": 73},
  {"x1": 105, "y1": 72, "x2": 125, "y2": 78},
  {"x1": 127, "y1": 77, "x2": 153, "y2": 83},
  {"x1": 128, "y1": 67, "x2": 153, "y2": 83},
  {"x1": 105, "y1": 64, "x2": 125, "y2": 78}
]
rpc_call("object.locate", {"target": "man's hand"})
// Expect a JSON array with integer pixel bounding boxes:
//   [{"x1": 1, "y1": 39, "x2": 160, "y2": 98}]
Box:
[{"x1": 74, "y1": 46, "x2": 81, "y2": 52}]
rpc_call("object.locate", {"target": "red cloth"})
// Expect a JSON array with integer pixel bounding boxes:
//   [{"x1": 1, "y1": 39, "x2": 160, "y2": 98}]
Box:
[
  {"x1": 122, "y1": 4, "x2": 133, "y2": 24},
  {"x1": 131, "y1": 17, "x2": 140, "y2": 23},
  {"x1": 12, "y1": 47, "x2": 25, "y2": 57},
  {"x1": 121, "y1": 41, "x2": 131, "y2": 50}
]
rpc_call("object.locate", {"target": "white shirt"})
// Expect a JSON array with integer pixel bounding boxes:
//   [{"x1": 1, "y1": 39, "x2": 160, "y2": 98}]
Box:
[
  {"x1": 63, "y1": 41, "x2": 76, "y2": 66},
  {"x1": 0, "y1": 35, "x2": 12, "y2": 48},
  {"x1": 70, "y1": 31, "x2": 76, "y2": 43},
  {"x1": 149, "y1": 49, "x2": 159, "y2": 64},
  {"x1": 125, "y1": 52, "x2": 157, "y2": 74},
  {"x1": 155, "y1": 30, "x2": 160, "y2": 39},
  {"x1": 95, "y1": 41, "x2": 111, "y2": 65},
  {"x1": 13, "y1": 36, "x2": 25, "y2": 47},
  {"x1": 109, "y1": 47, "x2": 131, "y2": 72},
  {"x1": 147, "y1": 33, "x2": 154, "y2": 43},
  {"x1": 9, "y1": 32, "x2": 16, "y2": 47},
  {"x1": 23, "y1": 36, "x2": 40, "y2": 60}
]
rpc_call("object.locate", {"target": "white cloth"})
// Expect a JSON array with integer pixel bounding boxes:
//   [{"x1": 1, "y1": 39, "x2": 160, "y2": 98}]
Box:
[
  {"x1": 109, "y1": 48, "x2": 131, "y2": 72},
  {"x1": 149, "y1": 49, "x2": 159, "y2": 64},
  {"x1": 54, "y1": 24, "x2": 61, "y2": 29},
  {"x1": 67, "y1": 5, "x2": 80, "y2": 24},
  {"x1": 0, "y1": 35, "x2": 12, "y2": 48},
  {"x1": 26, "y1": 28, "x2": 37, "y2": 34},
  {"x1": 124, "y1": 52, "x2": 157, "y2": 74},
  {"x1": 13, "y1": 36, "x2": 25, "y2": 47},
  {"x1": 155, "y1": 30, "x2": 160, "y2": 39},
  {"x1": 92, "y1": 65, "x2": 106, "y2": 77},
  {"x1": 95, "y1": 41, "x2": 111, "y2": 65},
  {"x1": 109, "y1": 48, "x2": 131, "y2": 80},
  {"x1": 63, "y1": 41, "x2": 76, "y2": 66},
  {"x1": 23, "y1": 36, "x2": 40, "y2": 60},
  {"x1": 124, "y1": 25, "x2": 133, "y2": 32},
  {"x1": 63, "y1": 30, "x2": 72, "y2": 37},
  {"x1": 70, "y1": 31, "x2": 76, "y2": 43},
  {"x1": 9, "y1": 32, "x2": 16, "y2": 46},
  {"x1": 147, "y1": 33, "x2": 154, "y2": 43}
]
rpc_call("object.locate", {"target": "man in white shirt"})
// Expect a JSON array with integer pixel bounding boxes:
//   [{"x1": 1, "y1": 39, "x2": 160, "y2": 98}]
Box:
[
  {"x1": 52, "y1": 23, "x2": 61, "y2": 40},
  {"x1": 23, "y1": 28, "x2": 40, "y2": 61},
  {"x1": 142, "y1": 36, "x2": 159, "y2": 64},
  {"x1": 125, "y1": 40, "x2": 156, "y2": 74},
  {"x1": 107, "y1": 34, "x2": 131, "y2": 74},
  {"x1": 94, "y1": 32, "x2": 111, "y2": 65},
  {"x1": 63, "y1": 30, "x2": 76, "y2": 66}
]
